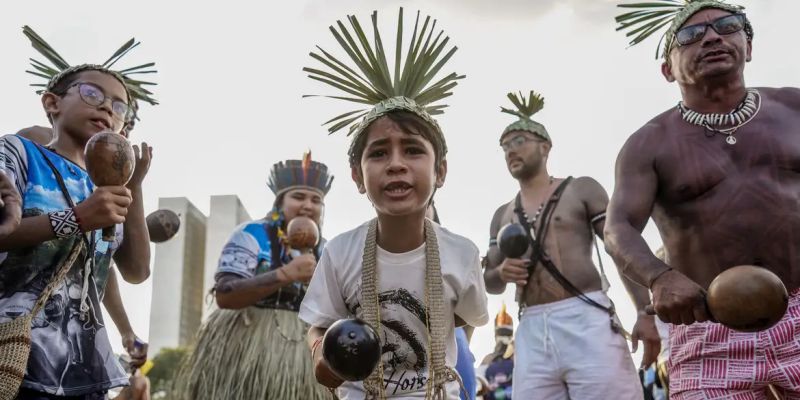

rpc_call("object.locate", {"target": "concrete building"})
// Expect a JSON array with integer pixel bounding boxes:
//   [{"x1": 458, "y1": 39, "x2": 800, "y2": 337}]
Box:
[
  {"x1": 202, "y1": 195, "x2": 251, "y2": 320},
  {"x1": 148, "y1": 195, "x2": 251, "y2": 355}
]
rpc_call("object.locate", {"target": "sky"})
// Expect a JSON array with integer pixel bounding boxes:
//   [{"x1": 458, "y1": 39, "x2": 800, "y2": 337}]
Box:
[{"x1": 2, "y1": 0, "x2": 798, "y2": 369}]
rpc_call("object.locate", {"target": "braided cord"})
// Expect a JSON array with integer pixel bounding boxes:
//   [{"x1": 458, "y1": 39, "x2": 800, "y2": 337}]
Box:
[
  {"x1": 361, "y1": 220, "x2": 384, "y2": 399},
  {"x1": 361, "y1": 219, "x2": 457, "y2": 399}
]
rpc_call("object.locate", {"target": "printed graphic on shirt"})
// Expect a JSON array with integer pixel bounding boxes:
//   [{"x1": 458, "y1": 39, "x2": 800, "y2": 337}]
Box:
[
  {"x1": 0, "y1": 135, "x2": 126, "y2": 395},
  {"x1": 351, "y1": 287, "x2": 434, "y2": 396}
]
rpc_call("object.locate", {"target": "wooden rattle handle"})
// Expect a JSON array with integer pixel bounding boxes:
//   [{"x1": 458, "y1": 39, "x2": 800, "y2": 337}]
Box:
[{"x1": 102, "y1": 225, "x2": 115, "y2": 242}]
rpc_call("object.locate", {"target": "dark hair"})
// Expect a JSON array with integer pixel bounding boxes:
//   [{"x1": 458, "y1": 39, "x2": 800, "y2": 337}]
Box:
[
  {"x1": 44, "y1": 71, "x2": 84, "y2": 124},
  {"x1": 45, "y1": 68, "x2": 132, "y2": 127},
  {"x1": 48, "y1": 71, "x2": 83, "y2": 97},
  {"x1": 349, "y1": 110, "x2": 445, "y2": 168}
]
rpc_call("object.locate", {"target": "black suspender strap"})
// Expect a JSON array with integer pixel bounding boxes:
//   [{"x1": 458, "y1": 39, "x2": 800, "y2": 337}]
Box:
[{"x1": 512, "y1": 177, "x2": 628, "y2": 338}]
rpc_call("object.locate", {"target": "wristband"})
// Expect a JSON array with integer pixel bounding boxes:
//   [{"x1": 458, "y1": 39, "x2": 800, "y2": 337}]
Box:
[
  {"x1": 648, "y1": 267, "x2": 673, "y2": 289},
  {"x1": 48, "y1": 208, "x2": 81, "y2": 238}
]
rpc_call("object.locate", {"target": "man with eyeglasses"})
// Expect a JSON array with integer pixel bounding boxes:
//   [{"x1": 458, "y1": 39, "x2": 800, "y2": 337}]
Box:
[
  {"x1": 482, "y1": 91, "x2": 654, "y2": 400},
  {"x1": 608, "y1": 1, "x2": 800, "y2": 397}
]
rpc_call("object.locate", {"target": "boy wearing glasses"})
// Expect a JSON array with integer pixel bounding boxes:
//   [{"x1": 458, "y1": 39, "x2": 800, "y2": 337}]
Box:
[
  {"x1": 483, "y1": 91, "x2": 653, "y2": 399},
  {"x1": 0, "y1": 33, "x2": 154, "y2": 397},
  {"x1": 608, "y1": 1, "x2": 800, "y2": 397}
]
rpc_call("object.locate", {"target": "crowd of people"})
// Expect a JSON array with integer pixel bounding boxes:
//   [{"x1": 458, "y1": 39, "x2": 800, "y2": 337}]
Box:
[{"x1": 1, "y1": 0, "x2": 798, "y2": 399}]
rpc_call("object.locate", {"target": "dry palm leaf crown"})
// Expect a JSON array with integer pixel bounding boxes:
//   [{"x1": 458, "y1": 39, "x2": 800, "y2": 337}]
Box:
[
  {"x1": 501, "y1": 90, "x2": 550, "y2": 143},
  {"x1": 23, "y1": 25, "x2": 158, "y2": 120},
  {"x1": 615, "y1": 0, "x2": 753, "y2": 59},
  {"x1": 304, "y1": 8, "x2": 464, "y2": 163}
]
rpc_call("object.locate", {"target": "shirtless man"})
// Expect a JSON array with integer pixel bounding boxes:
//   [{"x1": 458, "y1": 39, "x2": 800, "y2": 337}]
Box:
[
  {"x1": 605, "y1": 2, "x2": 800, "y2": 397},
  {"x1": 483, "y1": 92, "x2": 657, "y2": 399}
]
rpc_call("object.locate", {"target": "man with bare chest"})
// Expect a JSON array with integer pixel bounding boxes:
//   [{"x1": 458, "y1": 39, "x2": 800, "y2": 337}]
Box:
[
  {"x1": 607, "y1": 1, "x2": 800, "y2": 398},
  {"x1": 483, "y1": 91, "x2": 655, "y2": 399}
]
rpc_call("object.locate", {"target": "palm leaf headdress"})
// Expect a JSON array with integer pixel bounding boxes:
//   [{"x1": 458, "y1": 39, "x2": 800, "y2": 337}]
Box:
[
  {"x1": 23, "y1": 25, "x2": 158, "y2": 118},
  {"x1": 500, "y1": 91, "x2": 550, "y2": 143},
  {"x1": 304, "y1": 8, "x2": 464, "y2": 162},
  {"x1": 615, "y1": 0, "x2": 752, "y2": 59}
]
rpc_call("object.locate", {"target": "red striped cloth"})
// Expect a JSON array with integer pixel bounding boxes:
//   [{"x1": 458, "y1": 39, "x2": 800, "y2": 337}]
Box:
[{"x1": 668, "y1": 288, "x2": 800, "y2": 399}]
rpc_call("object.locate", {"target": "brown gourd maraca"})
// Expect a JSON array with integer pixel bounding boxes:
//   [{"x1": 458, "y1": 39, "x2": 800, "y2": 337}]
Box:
[
  {"x1": 146, "y1": 209, "x2": 181, "y2": 243},
  {"x1": 84, "y1": 131, "x2": 135, "y2": 241},
  {"x1": 286, "y1": 216, "x2": 320, "y2": 254},
  {"x1": 707, "y1": 265, "x2": 788, "y2": 332}
]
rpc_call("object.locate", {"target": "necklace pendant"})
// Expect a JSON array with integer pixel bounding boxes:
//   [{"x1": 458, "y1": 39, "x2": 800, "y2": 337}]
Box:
[{"x1": 726, "y1": 136, "x2": 737, "y2": 145}]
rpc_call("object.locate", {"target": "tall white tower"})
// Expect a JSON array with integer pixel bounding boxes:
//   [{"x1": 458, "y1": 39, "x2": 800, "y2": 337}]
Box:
[
  {"x1": 201, "y1": 195, "x2": 252, "y2": 320},
  {"x1": 148, "y1": 197, "x2": 207, "y2": 355},
  {"x1": 148, "y1": 195, "x2": 252, "y2": 354}
]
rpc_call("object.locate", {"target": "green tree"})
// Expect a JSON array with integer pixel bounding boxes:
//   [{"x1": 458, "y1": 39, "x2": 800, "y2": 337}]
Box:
[{"x1": 148, "y1": 347, "x2": 188, "y2": 394}]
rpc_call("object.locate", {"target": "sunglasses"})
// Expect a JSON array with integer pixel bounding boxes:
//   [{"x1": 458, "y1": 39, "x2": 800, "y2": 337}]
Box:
[
  {"x1": 674, "y1": 14, "x2": 747, "y2": 47},
  {"x1": 67, "y1": 82, "x2": 131, "y2": 122}
]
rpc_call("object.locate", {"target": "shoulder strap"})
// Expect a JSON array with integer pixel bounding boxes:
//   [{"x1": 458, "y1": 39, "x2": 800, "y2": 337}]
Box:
[
  {"x1": 31, "y1": 240, "x2": 84, "y2": 316},
  {"x1": 32, "y1": 144, "x2": 92, "y2": 251},
  {"x1": 513, "y1": 177, "x2": 572, "y2": 311},
  {"x1": 513, "y1": 177, "x2": 573, "y2": 268},
  {"x1": 591, "y1": 218, "x2": 610, "y2": 292},
  {"x1": 33, "y1": 144, "x2": 76, "y2": 209},
  {"x1": 514, "y1": 177, "x2": 609, "y2": 312}
]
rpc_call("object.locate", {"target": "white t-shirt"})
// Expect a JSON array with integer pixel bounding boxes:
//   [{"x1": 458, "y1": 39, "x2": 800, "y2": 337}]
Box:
[{"x1": 300, "y1": 221, "x2": 489, "y2": 399}]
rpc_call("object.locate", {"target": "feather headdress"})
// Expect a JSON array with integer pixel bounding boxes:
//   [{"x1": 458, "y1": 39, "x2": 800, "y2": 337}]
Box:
[{"x1": 267, "y1": 151, "x2": 334, "y2": 198}]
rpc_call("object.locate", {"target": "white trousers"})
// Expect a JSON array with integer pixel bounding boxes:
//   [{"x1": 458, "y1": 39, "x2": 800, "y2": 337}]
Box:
[{"x1": 512, "y1": 291, "x2": 643, "y2": 400}]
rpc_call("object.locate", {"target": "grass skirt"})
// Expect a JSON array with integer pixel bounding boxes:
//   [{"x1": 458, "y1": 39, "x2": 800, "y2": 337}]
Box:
[{"x1": 171, "y1": 307, "x2": 331, "y2": 400}]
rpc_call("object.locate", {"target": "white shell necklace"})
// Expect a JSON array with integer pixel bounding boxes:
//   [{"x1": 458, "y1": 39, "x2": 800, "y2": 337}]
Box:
[{"x1": 678, "y1": 88, "x2": 761, "y2": 145}]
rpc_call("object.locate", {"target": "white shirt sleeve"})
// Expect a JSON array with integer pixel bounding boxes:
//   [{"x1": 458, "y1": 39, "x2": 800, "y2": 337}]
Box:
[
  {"x1": 454, "y1": 245, "x2": 490, "y2": 327},
  {"x1": 216, "y1": 228, "x2": 261, "y2": 279},
  {"x1": 299, "y1": 245, "x2": 350, "y2": 328}
]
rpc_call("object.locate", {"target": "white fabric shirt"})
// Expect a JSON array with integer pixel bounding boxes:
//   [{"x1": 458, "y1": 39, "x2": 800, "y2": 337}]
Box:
[{"x1": 300, "y1": 221, "x2": 489, "y2": 399}]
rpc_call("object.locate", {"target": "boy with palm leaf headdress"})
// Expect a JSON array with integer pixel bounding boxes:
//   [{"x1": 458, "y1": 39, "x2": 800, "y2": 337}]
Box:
[
  {"x1": 299, "y1": 8, "x2": 489, "y2": 399},
  {"x1": 607, "y1": 0, "x2": 800, "y2": 398},
  {"x1": 15, "y1": 27, "x2": 159, "y2": 400},
  {"x1": 0, "y1": 26, "x2": 155, "y2": 399},
  {"x1": 482, "y1": 91, "x2": 651, "y2": 399}
]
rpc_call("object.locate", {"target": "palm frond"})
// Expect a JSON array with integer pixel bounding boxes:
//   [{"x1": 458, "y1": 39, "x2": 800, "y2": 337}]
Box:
[
  {"x1": 22, "y1": 25, "x2": 69, "y2": 70},
  {"x1": 28, "y1": 58, "x2": 59, "y2": 76},
  {"x1": 117, "y1": 62, "x2": 156, "y2": 73},
  {"x1": 615, "y1": 0, "x2": 684, "y2": 58},
  {"x1": 22, "y1": 26, "x2": 158, "y2": 105},
  {"x1": 615, "y1": 0, "x2": 746, "y2": 59},
  {"x1": 304, "y1": 8, "x2": 462, "y2": 135},
  {"x1": 103, "y1": 38, "x2": 138, "y2": 68},
  {"x1": 501, "y1": 91, "x2": 544, "y2": 120},
  {"x1": 101, "y1": 39, "x2": 158, "y2": 105},
  {"x1": 25, "y1": 69, "x2": 51, "y2": 80}
]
